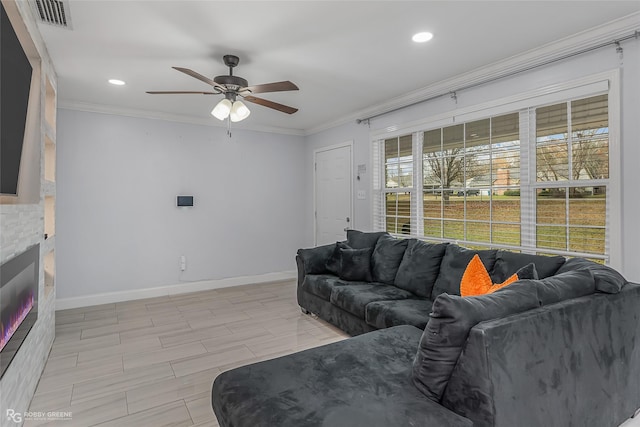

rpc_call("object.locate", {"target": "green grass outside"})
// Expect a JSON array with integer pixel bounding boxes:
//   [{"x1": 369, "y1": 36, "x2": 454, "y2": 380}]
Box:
[{"x1": 386, "y1": 194, "x2": 605, "y2": 254}]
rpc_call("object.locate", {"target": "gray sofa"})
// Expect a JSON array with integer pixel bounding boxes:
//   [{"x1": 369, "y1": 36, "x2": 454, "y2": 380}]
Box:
[{"x1": 212, "y1": 231, "x2": 640, "y2": 427}]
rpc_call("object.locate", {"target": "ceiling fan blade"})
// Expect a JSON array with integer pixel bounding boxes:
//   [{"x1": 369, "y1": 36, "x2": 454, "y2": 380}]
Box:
[
  {"x1": 243, "y1": 95, "x2": 298, "y2": 114},
  {"x1": 172, "y1": 67, "x2": 226, "y2": 91},
  {"x1": 240, "y1": 81, "x2": 299, "y2": 94},
  {"x1": 146, "y1": 91, "x2": 218, "y2": 95}
]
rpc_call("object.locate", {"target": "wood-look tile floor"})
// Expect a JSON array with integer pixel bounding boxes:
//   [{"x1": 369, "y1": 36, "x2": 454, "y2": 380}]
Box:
[{"x1": 26, "y1": 280, "x2": 348, "y2": 427}]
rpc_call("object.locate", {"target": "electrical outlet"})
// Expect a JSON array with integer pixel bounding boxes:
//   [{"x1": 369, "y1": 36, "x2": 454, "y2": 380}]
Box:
[
  {"x1": 180, "y1": 255, "x2": 186, "y2": 271},
  {"x1": 357, "y1": 190, "x2": 366, "y2": 200}
]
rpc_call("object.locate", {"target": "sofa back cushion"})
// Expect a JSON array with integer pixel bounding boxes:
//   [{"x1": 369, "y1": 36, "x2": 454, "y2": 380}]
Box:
[
  {"x1": 346, "y1": 229, "x2": 389, "y2": 249},
  {"x1": 394, "y1": 240, "x2": 448, "y2": 298},
  {"x1": 431, "y1": 245, "x2": 498, "y2": 300},
  {"x1": 371, "y1": 235, "x2": 409, "y2": 285},
  {"x1": 556, "y1": 257, "x2": 628, "y2": 294},
  {"x1": 532, "y1": 269, "x2": 595, "y2": 305},
  {"x1": 492, "y1": 250, "x2": 566, "y2": 282},
  {"x1": 412, "y1": 285, "x2": 540, "y2": 402},
  {"x1": 492, "y1": 269, "x2": 595, "y2": 307}
]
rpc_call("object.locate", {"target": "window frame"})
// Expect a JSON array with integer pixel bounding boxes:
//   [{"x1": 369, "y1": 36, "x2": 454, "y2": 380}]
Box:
[{"x1": 370, "y1": 71, "x2": 621, "y2": 267}]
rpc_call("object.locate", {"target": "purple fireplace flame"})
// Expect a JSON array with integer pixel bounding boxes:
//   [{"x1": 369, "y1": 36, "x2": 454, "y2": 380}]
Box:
[
  {"x1": 1, "y1": 290, "x2": 34, "y2": 352},
  {"x1": 1, "y1": 244, "x2": 39, "y2": 378}
]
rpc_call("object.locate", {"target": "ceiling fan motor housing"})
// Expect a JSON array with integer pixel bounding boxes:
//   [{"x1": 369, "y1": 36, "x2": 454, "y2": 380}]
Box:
[{"x1": 214, "y1": 75, "x2": 248, "y2": 91}]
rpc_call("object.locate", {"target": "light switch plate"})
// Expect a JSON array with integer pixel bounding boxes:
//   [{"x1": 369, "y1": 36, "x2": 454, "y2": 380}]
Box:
[{"x1": 357, "y1": 190, "x2": 366, "y2": 200}]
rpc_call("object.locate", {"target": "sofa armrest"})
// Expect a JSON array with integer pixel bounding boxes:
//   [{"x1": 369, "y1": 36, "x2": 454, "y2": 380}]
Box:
[
  {"x1": 295, "y1": 255, "x2": 305, "y2": 287},
  {"x1": 442, "y1": 283, "x2": 640, "y2": 427},
  {"x1": 296, "y1": 243, "x2": 336, "y2": 281}
]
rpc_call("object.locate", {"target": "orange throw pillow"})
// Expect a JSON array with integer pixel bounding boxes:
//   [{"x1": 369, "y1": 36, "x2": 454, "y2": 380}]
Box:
[{"x1": 460, "y1": 254, "x2": 519, "y2": 297}]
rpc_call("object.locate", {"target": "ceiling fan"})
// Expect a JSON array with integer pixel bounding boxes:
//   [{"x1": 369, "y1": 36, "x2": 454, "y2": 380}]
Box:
[{"x1": 147, "y1": 55, "x2": 299, "y2": 123}]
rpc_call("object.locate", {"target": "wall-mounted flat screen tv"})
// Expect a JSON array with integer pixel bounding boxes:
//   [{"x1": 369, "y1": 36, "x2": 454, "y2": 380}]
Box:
[{"x1": 1, "y1": 3, "x2": 33, "y2": 196}]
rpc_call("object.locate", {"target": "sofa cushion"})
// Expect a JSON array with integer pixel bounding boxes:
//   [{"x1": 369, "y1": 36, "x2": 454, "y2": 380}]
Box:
[
  {"x1": 347, "y1": 229, "x2": 389, "y2": 249},
  {"x1": 371, "y1": 235, "x2": 409, "y2": 284},
  {"x1": 330, "y1": 283, "x2": 414, "y2": 318},
  {"x1": 492, "y1": 250, "x2": 566, "y2": 281},
  {"x1": 412, "y1": 285, "x2": 540, "y2": 402},
  {"x1": 302, "y1": 274, "x2": 359, "y2": 301},
  {"x1": 212, "y1": 325, "x2": 473, "y2": 427},
  {"x1": 394, "y1": 240, "x2": 448, "y2": 298},
  {"x1": 460, "y1": 255, "x2": 538, "y2": 297},
  {"x1": 505, "y1": 269, "x2": 595, "y2": 305},
  {"x1": 536, "y1": 269, "x2": 596, "y2": 304},
  {"x1": 431, "y1": 245, "x2": 498, "y2": 300},
  {"x1": 556, "y1": 257, "x2": 628, "y2": 294},
  {"x1": 338, "y1": 246, "x2": 373, "y2": 282},
  {"x1": 366, "y1": 299, "x2": 434, "y2": 330},
  {"x1": 297, "y1": 243, "x2": 336, "y2": 275}
]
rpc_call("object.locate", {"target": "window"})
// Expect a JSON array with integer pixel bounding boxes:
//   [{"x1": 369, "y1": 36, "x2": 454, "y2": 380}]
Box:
[
  {"x1": 534, "y1": 95, "x2": 609, "y2": 257},
  {"x1": 373, "y1": 91, "x2": 613, "y2": 262},
  {"x1": 380, "y1": 135, "x2": 413, "y2": 234},
  {"x1": 422, "y1": 113, "x2": 521, "y2": 246}
]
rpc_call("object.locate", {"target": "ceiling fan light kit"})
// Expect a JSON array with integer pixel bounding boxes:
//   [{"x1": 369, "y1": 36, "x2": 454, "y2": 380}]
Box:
[
  {"x1": 211, "y1": 98, "x2": 232, "y2": 120},
  {"x1": 148, "y1": 54, "x2": 298, "y2": 129},
  {"x1": 230, "y1": 100, "x2": 250, "y2": 122}
]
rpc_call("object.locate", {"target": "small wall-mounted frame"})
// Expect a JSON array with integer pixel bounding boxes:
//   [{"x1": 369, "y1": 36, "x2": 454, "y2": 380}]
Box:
[{"x1": 177, "y1": 196, "x2": 194, "y2": 207}]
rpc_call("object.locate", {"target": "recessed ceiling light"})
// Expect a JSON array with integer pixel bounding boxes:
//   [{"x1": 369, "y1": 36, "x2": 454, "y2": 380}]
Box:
[
  {"x1": 412, "y1": 32, "x2": 433, "y2": 43},
  {"x1": 108, "y1": 79, "x2": 126, "y2": 86}
]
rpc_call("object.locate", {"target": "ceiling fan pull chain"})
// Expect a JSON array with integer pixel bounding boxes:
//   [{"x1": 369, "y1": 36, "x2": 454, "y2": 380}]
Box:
[{"x1": 227, "y1": 116, "x2": 232, "y2": 138}]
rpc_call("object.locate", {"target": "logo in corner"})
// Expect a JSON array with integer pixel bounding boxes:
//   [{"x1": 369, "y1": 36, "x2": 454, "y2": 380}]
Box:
[{"x1": 6, "y1": 409, "x2": 22, "y2": 423}]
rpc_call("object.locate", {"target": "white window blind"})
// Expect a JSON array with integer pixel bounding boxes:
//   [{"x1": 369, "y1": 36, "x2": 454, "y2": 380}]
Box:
[{"x1": 378, "y1": 134, "x2": 413, "y2": 234}]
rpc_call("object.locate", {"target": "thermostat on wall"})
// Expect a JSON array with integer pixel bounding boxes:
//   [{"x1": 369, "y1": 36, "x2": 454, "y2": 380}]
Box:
[{"x1": 177, "y1": 196, "x2": 194, "y2": 207}]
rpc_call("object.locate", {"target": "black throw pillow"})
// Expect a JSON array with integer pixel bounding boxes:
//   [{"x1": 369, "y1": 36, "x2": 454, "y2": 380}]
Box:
[
  {"x1": 412, "y1": 285, "x2": 540, "y2": 402},
  {"x1": 325, "y1": 242, "x2": 349, "y2": 275},
  {"x1": 338, "y1": 247, "x2": 373, "y2": 282}
]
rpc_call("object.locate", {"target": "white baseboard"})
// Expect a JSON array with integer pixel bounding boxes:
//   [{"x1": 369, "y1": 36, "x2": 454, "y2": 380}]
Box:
[{"x1": 55, "y1": 270, "x2": 297, "y2": 311}]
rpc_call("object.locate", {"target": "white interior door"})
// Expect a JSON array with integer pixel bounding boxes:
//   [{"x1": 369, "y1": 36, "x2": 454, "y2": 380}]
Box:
[{"x1": 315, "y1": 144, "x2": 353, "y2": 246}]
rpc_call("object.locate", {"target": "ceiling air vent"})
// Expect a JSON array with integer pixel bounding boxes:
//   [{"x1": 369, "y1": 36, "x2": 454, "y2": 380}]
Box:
[{"x1": 31, "y1": 0, "x2": 72, "y2": 29}]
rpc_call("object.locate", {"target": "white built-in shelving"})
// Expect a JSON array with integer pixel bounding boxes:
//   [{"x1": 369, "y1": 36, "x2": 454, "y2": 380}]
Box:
[{"x1": 43, "y1": 76, "x2": 56, "y2": 298}]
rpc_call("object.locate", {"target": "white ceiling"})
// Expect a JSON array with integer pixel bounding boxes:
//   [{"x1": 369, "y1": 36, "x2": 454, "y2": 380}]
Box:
[{"x1": 36, "y1": 1, "x2": 640, "y2": 134}]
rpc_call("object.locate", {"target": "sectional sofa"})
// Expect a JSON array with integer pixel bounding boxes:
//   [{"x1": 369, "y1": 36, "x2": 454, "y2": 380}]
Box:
[{"x1": 212, "y1": 231, "x2": 640, "y2": 427}]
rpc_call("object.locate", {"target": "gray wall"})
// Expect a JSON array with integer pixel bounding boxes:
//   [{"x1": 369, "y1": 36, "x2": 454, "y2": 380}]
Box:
[{"x1": 56, "y1": 110, "x2": 306, "y2": 299}]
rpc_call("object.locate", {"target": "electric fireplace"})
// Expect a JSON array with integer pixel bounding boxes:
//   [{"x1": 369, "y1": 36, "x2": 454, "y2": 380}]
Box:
[{"x1": 1, "y1": 244, "x2": 39, "y2": 379}]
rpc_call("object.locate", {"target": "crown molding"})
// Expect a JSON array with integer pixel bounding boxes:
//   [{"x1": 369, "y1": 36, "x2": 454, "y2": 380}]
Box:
[
  {"x1": 305, "y1": 12, "x2": 640, "y2": 136},
  {"x1": 58, "y1": 100, "x2": 307, "y2": 137}
]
